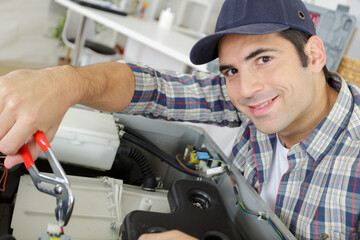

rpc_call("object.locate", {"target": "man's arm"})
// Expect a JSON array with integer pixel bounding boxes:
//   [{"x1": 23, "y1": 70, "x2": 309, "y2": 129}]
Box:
[
  {"x1": 76, "y1": 62, "x2": 135, "y2": 112},
  {"x1": 0, "y1": 62, "x2": 134, "y2": 168}
]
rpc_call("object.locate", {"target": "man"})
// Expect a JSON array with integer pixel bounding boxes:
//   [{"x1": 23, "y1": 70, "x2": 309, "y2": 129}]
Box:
[{"x1": 0, "y1": 0, "x2": 359, "y2": 239}]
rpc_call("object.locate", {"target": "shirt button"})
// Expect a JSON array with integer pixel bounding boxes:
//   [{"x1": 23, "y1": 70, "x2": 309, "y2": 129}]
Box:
[{"x1": 321, "y1": 233, "x2": 329, "y2": 239}]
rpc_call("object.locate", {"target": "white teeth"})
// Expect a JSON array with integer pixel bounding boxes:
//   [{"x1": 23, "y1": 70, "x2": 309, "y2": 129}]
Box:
[{"x1": 254, "y1": 99, "x2": 272, "y2": 109}]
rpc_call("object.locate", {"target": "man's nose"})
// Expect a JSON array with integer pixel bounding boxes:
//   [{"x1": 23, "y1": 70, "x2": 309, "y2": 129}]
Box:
[{"x1": 238, "y1": 71, "x2": 264, "y2": 99}]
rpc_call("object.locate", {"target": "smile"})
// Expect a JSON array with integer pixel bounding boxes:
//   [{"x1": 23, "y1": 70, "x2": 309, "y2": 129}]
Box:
[
  {"x1": 254, "y1": 99, "x2": 273, "y2": 109},
  {"x1": 248, "y1": 96, "x2": 278, "y2": 116}
]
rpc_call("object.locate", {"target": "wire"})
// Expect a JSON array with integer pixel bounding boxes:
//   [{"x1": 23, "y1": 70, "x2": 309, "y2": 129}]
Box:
[
  {"x1": 224, "y1": 166, "x2": 285, "y2": 240},
  {"x1": 209, "y1": 158, "x2": 226, "y2": 164},
  {"x1": 225, "y1": 166, "x2": 258, "y2": 216},
  {"x1": 0, "y1": 163, "x2": 8, "y2": 192},
  {"x1": 266, "y1": 218, "x2": 285, "y2": 240},
  {"x1": 123, "y1": 126, "x2": 155, "y2": 146}
]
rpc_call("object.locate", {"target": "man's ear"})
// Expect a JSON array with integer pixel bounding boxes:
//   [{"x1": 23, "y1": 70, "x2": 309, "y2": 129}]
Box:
[{"x1": 304, "y1": 35, "x2": 326, "y2": 73}]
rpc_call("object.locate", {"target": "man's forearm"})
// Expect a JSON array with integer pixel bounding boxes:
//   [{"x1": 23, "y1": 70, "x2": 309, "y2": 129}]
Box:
[{"x1": 64, "y1": 62, "x2": 135, "y2": 112}]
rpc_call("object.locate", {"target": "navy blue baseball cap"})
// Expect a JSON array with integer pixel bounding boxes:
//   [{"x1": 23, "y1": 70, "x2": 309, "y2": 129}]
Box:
[{"x1": 190, "y1": 0, "x2": 316, "y2": 65}]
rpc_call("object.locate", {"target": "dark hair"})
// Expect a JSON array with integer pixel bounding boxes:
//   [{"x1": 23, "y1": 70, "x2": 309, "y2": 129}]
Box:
[{"x1": 278, "y1": 29, "x2": 330, "y2": 81}]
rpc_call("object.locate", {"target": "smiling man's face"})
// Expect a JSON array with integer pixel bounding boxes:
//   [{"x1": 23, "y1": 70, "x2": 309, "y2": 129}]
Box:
[{"x1": 218, "y1": 32, "x2": 328, "y2": 142}]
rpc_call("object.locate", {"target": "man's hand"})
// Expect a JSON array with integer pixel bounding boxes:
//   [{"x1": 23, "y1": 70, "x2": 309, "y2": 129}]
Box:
[
  {"x1": 0, "y1": 66, "x2": 78, "y2": 168},
  {"x1": 138, "y1": 230, "x2": 198, "y2": 240},
  {"x1": 0, "y1": 62, "x2": 135, "y2": 169}
]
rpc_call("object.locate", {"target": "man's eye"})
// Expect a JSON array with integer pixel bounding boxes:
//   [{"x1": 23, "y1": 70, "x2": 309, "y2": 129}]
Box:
[
  {"x1": 257, "y1": 56, "x2": 272, "y2": 64},
  {"x1": 225, "y1": 68, "x2": 238, "y2": 76}
]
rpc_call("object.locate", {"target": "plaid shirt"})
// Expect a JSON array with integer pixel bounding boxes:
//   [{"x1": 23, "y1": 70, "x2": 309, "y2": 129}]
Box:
[{"x1": 123, "y1": 63, "x2": 360, "y2": 239}]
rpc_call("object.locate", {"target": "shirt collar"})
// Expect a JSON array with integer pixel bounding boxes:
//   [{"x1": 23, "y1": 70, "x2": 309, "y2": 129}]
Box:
[{"x1": 297, "y1": 73, "x2": 354, "y2": 161}]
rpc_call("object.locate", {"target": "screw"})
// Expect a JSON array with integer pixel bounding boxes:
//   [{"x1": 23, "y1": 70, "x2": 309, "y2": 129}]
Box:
[{"x1": 54, "y1": 184, "x2": 63, "y2": 195}]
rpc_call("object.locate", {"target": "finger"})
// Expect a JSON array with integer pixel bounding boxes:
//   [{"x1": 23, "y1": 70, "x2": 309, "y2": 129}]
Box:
[
  {"x1": 43, "y1": 126, "x2": 59, "y2": 144},
  {"x1": 0, "y1": 111, "x2": 16, "y2": 141},
  {"x1": 4, "y1": 141, "x2": 42, "y2": 169},
  {"x1": 138, "y1": 230, "x2": 198, "y2": 240},
  {"x1": 4, "y1": 154, "x2": 23, "y2": 169},
  {"x1": 25, "y1": 136, "x2": 43, "y2": 158},
  {"x1": 0, "y1": 118, "x2": 37, "y2": 155}
]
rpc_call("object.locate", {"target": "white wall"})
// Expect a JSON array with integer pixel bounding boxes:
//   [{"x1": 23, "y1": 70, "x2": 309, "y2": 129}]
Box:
[
  {"x1": 168, "y1": 0, "x2": 224, "y2": 35},
  {"x1": 0, "y1": 0, "x2": 66, "y2": 68}
]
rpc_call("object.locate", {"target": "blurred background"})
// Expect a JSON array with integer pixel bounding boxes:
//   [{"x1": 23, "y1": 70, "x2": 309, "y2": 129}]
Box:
[{"x1": 0, "y1": 0, "x2": 359, "y2": 76}]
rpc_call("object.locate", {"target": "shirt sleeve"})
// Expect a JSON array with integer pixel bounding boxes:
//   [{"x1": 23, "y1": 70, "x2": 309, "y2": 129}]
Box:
[{"x1": 121, "y1": 62, "x2": 241, "y2": 127}]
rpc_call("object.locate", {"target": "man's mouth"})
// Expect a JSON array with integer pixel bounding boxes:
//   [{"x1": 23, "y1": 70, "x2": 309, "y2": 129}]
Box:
[
  {"x1": 248, "y1": 96, "x2": 278, "y2": 116},
  {"x1": 254, "y1": 99, "x2": 273, "y2": 109}
]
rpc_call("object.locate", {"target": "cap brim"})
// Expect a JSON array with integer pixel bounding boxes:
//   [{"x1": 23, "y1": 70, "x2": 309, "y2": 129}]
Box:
[{"x1": 190, "y1": 23, "x2": 290, "y2": 65}]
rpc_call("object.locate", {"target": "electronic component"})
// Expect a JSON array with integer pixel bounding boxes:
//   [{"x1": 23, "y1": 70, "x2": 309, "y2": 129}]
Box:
[
  {"x1": 38, "y1": 224, "x2": 71, "y2": 240},
  {"x1": 177, "y1": 145, "x2": 226, "y2": 177}
]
